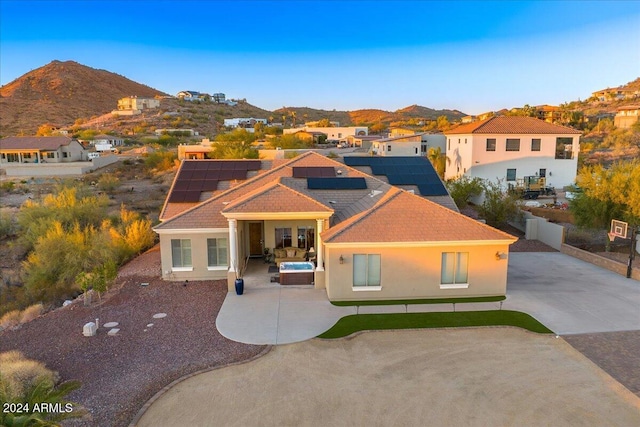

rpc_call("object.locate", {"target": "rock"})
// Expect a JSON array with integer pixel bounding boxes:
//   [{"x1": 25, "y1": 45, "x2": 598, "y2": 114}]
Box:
[{"x1": 83, "y1": 322, "x2": 97, "y2": 337}]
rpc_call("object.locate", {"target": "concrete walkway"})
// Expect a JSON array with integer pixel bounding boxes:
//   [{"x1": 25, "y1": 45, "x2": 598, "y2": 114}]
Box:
[{"x1": 504, "y1": 252, "x2": 640, "y2": 335}]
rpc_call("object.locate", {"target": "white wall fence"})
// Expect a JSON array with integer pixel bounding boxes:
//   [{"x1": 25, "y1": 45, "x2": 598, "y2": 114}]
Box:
[
  {"x1": 509, "y1": 210, "x2": 565, "y2": 251},
  {"x1": 0, "y1": 155, "x2": 118, "y2": 177}
]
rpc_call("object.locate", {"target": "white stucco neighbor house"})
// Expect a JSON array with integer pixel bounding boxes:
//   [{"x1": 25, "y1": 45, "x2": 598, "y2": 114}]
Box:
[
  {"x1": 283, "y1": 126, "x2": 368, "y2": 142},
  {"x1": 444, "y1": 116, "x2": 581, "y2": 189},
  {"x1": 93, "y1": 134, "x2": 124, "y2": 147}
]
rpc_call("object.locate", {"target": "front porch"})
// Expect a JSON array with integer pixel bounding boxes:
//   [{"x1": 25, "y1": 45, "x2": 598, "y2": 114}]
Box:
[{"x1": 217, "y1": 258, "x2": 355, "y2": 345}]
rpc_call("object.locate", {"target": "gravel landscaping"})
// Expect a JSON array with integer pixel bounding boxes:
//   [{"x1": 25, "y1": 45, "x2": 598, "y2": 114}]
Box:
[{"x1": 0, "y1": 246, "x2": 266, "y2": 427}]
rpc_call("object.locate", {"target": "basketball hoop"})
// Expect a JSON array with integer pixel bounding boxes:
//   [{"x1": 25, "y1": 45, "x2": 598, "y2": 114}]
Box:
[{"x1": 610, "y1": 219, "x2": 628, "y2": 239}]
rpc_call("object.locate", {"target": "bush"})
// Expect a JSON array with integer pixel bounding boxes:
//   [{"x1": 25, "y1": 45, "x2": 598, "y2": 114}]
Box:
[
  {"x1": 97, "y1": 173, "x2": 120, "y2": 193},
  {"x1": 20, "y1": 303, "x2": 44, "y2": 323},
  {"x1": 476, "y1": 180, "x2": 522, "y2": 228},
  {"x1": 446, "y1": 176, "x2": 484, "y2": 209},
  {"x1": 0, "y1": 310, "x2": 21, "y2": 330}
]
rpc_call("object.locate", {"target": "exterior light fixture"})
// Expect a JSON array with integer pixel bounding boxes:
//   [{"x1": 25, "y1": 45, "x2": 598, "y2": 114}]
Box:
[
  {"x1": 339, "y1": 255, "x2": 344, "y2": 264},
  {"x1": 495, "y1": 251, "x2": 505, "y2": 261}
]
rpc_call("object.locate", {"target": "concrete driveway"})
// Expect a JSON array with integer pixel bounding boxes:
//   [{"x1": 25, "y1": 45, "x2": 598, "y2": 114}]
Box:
[
  {"x1": 504, "y1": 252, "x2": 640, "y2": 335},
  {"x1": 136, "y1": 329, "x2": 640, "y2": 427}
]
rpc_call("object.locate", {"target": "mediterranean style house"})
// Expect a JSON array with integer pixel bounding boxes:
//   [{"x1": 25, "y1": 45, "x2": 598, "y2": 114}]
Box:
[
  {"x1": 0, "y1": 136, "x2": 86, "y2": 164},
  {"x1": 444, "y1": 116, "x2": 582, "y2": 189},
  {"x1": 154, "y1": 152, "x2": 516, "y2": 301},
  {"x1": 614, "y1": 105, "x2": 640, "y2": 129}
]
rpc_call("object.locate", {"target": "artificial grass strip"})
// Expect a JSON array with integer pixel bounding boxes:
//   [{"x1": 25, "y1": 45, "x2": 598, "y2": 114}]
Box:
[
  {"x1": 317, "y1": 310, "x2": 553, "y2": 339},
  {"x1": 330, "y1": 295, "x2": 506, "y2": 306}
]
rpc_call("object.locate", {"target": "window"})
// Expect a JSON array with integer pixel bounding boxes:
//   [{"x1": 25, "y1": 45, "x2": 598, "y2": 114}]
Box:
[
  {"x1": 275, "y1": 227, "x2": 292, "y2": 248},
  {"x1": 441, "y1": 252, "x2": 469, "y2": 288},
  {"x1": 486, "y1": 138, "x2": 496, "y2": 151},
  {"x1": 415, "y1": 147, "x2": 418, "y2": 154},
  {"x1": 506, "y1": 168, "x2": 517, "y2": 181},
  {"x1": 207, "y1": 238, "x2": 228, "y2": 268},
  {"x1": 531, "y1": 138, "x2": 541, "y2": 151},
  {"x1": 47, "y1": 152, "x2": 55, "y2": 159},
  {"x1": 62, "y1": 152, "x2": 69, "y2": 158},
  {"x1": 555, "y1": 137, "x2": 573, "y2": 159},
  {"x1": 353, "y1": 254, "x2": 381, "y2": 288},
  {"x1": 296, "y1": 227, "x2": 315, "y2": 250},
  {"x1": 24, "y1": 153, "x2": 32, "y2": 159},
  {"x1": 448, "y1": 139, "x2": 450, "y2": 150},
  {"x1": 539, "y1": 168, "x2": 546, "y2": 177},
  {"x1": 171, "y1": 239, "x2": 192, "y2": 269},
  {"x1": 506, "y1": 139, "x2": 520, "y2": 151},
  {"x1": 387, "y1": 145, "x2": 391, "y2": 152}
]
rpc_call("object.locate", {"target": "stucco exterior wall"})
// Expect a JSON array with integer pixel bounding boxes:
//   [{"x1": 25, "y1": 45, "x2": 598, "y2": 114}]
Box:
[
  {"x1": 372, "y1": 141, "x2": 421, "y2": 156},
  {"x1": 445, "y1": 133, "x2": 579, "y2": 188},
  {"x1": 323, "y1": 244, "x2": 511, "y2": 301},
  {"x1": 158, "y1": 230, "x2": 230, "y2": 281}
]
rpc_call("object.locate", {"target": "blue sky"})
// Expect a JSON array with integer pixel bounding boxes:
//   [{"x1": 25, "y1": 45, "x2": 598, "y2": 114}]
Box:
[{"x1": 1, "y1": 1, "x2": 639, "y2": 114}]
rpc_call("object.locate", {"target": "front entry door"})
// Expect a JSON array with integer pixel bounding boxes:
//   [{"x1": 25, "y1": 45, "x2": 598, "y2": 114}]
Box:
[{"x1": 248, "y1": 222, "x2": 263, "y2": 257}]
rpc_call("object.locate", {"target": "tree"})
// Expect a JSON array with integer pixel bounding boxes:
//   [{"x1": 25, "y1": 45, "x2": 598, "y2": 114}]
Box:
[
  {"x1": 445, "y1": 176, "x2": 484, "y2": 209},
  {"x1": 427, "y1": 146, "x2": 450, "y2": 179},
  {"x1": 435, "y1": 115, "x2": 451, "y2": 131},
  {"x1": 572, "y1": 159, "x2": 640, "y2": 226},
  {"x1": 208, "y1": 140, "x2": 258, "y2": 159},
  {"x1": 476, "y1": 180, "x2": 522, "y2": 228},
  {"x1": 317, "y1": 118, "x2": 333, "y2": 127}
]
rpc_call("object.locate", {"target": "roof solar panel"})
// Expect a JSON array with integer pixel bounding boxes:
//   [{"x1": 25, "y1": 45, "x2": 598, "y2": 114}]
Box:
[
  {"x1": 247, "y1": 161, "x2": 261, "y2": 171},
  {"x1": 187, "y1": 181, "x2": 203, "y2": 191},
  {"x1": 207, "y1": 162, "x2": 222, "y2": 170},
  {"x1": 307, "y1": 177, "x2": 367, "y2": 190},
  {"x1": 191, "y1": 170, "x2": 208, "y2": 179},
  {"x1": 231, "y1": 170, "x2": 247, "y2": 180},
  {"x1": 417, "y1": 183, "x2": 449, "y2": 196},
  {"x1": 201, "y1": 180, "x2": 218, "y2": 191},
  {"x1": 182, "y1": 161, "x2": 198, "y2": 170},
  {"x1": 173, "y1": 181, "x2": 189, "y2": 190},
  {"x1": 293, "y1": 167, "x2": 336, "y2": 178},
  {"x1": 194, "y1": 162, "x2": 209, "y2": 170},
  {"x1": 183, "y1": 190, "x2": 202, "y2": 202}
]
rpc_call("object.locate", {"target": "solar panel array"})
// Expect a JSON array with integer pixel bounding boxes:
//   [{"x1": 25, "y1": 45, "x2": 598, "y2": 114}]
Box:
[
  {"x1": 169, "y1": 160, "x2": 261, "y2": 203},
  {"x1": 292, "y1": 167, "x2": 336, "y2": 178},
  {"x1": 343, "y1": 156, "x2": 448, "y2": 196},
  {"x1": 307, "y1": 177, "x2": 367, "y2": 190}
]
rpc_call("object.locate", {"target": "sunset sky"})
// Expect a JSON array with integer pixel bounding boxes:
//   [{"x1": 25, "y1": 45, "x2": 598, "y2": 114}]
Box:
[{"x1": 1, "y1": 0, "x2": 639, "y2": 114}]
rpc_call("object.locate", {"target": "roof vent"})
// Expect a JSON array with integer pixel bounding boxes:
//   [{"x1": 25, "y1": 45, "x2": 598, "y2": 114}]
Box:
[
  {"x1": 407, "y1": 189, "x2": 415, "y2": 194},
  {"x1": 329, "y1": 200, "x2": 337, "y2": 204},
  {"x1": 336, "y1": 170, "x2": 343, "y2": 175},
  {"x1": 369, "y1": 190, "x2": 383, "y2": 197},
  {"x1": 222, "y1": 202, "x2": 230, "y2": 205}
]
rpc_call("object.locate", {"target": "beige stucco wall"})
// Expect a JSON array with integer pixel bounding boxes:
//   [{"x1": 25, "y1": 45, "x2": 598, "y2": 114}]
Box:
[
  {"x1": 323, "y1": 244, "x2": 511, "y2": 301},
  {"x1": 157, "y1": 230, "x2": 229, "y2": 281}
]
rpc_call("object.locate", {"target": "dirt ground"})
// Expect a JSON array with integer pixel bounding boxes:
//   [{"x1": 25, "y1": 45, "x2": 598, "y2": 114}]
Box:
[{"x1": 137, "y1": 328, "x2": 640, "y2": 427}]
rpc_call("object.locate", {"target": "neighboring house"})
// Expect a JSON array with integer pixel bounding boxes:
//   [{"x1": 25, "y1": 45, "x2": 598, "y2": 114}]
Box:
[
  {"x1": 224, "y1": 118, "x2": 268, "y2": 129},
  {"x1": 346, "y1": 135, "x2": 382, "y2": 149},
  {"x1": 178, "y1": 139, "x2": 215, "y2": 160},
  {"x1": 614, "y1": 105, "x2": 640, "y2": 129},
  {"x1": 283, "y1": 126, "x2": 368, "y2": 141},
  {"x1": 0, "y1": 136, "x2": 86, "y2": 164},
  {"x1": 592, "y1": 87, "x2": 640, "y2": 102},
  {"x1": 116, "y1": 96, "x2": 160, "y2": 112},
  {"x1": 212, "y1": 93, "x2": 226, "y2": 103},
  {"x1": 534, "y1": 105, "x2": 562, "y2": 123},
  {"x1": 371, "y1": 133, "x2": 446, "y2": 156},
  {"x1": 153, "y1": 152, "x2": 516, "y2": 301},
  {"x1": 176, "y1": 91, "x2": 204, "y2": 101},
  {"x1": 93, "y1": 134, "x2": 124, "y2": 147},
  {"x1": 290, "y1": 131, "x2": 327, "y2": 143},
  {"x1": 444, "y1": 116, "x2": 581, "y2": 189},
  {"x1": 372, "y1": 134, "x2": 422, "y2": 156}
]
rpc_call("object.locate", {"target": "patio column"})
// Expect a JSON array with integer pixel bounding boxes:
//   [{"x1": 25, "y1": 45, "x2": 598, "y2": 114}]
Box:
[
  {"x1": 316, "y1": 218, "x2": 324, "y2": 271},
  {"x1": 228, "y1": 219, "x2": 238, "y2": 272}
]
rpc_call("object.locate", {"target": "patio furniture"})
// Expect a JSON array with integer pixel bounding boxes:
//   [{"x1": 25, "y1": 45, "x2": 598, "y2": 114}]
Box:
[{"x1": 274, "y1": 247, "x2": 307, "y2": 266}]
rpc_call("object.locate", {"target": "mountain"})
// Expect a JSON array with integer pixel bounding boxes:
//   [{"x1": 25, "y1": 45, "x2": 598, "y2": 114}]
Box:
[{"x1": 0, "y1": 60, "x2": 167, "y2": 136}]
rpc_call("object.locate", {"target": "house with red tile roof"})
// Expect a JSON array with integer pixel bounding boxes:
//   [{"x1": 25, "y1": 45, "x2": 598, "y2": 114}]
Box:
[
  {"x1": 153, "y1": 152, "x2": 516, "y2": 301},
  {"x1": 444, "y1": 116, "x2": 581, "y2": 189}
]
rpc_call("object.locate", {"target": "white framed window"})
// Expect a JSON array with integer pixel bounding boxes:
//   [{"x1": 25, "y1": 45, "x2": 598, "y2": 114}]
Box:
[
  {"x1": 171, "y1": 239, "x2": 192, "y2": 269},
  {"x1": 486, "y1": 138, "x2": 496, "y2": 151},
  {"x1": 353, "y1": 254, "x2": 381, "y2": 289},
  {"x1": 440, "y1": 252, "x2": 469, "y2": 289},
  {"x1": 207, "y1": 238, "x2": 228, "y2": 268}
]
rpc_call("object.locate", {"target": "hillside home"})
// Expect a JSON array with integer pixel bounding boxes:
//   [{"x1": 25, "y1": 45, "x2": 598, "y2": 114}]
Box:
[
  {"x1": 444, "y1": 116, "x2": 581, "y2": 189},
  {"x1": 534, "y1": 105, "x2": 562, "y2": 123},
  {"x1": 224, "y1": 118, "x2": 268, "y2": 129},
  {"x1": 0, "y1": 136, "x2": 86, "y2": 164},
  {"x1": 372, "y1": 134, "x2": 422, "y2": 156},
  {"x1": 592, "y1": 87, "x2": 640, "y2": 102},
  {"x1": 176, "y1": 91, "x2": 204, "y2": 101},
  {"x1": 346, "y1": 134, "x2": 381, "y2": 149},
  {"x1": 177, "y1": 139, "x2": 215, "y2": 160},
  {"x1": 283, "y1": 126, "x2": 368, "y2": 142},
  {"x1": 614, "y1": 105, "x2": 640, "y2": 129},
  {"x1": 93, "y1": 134, "x2": 124, "y2": 147},
  {"x1": 116, "y1": 96, "x2": 160, "y2": 112},
  {"x1": 153, "y1": 152, "x2": 516, "y2": 301}
]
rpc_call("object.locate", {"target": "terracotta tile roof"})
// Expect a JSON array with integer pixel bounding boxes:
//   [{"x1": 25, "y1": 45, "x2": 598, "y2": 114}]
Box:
[
  {"x1": 445, "y1": 116, "x2": 581, "y2": 135},
  {"x1": 155, "y1": 151, "x2": 362, "y2": 229},
  {"x1": 0, "y1": 136, "x2": 75, "y2": 150},
  {"x1": 222, "y1": 180, "x2": 333, "y2": 214},
  {"x1": 321, "y1": 188, "x2": 517, "y2": 244}
]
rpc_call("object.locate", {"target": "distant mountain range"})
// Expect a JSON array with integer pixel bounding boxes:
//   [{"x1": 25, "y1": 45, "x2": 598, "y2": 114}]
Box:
[{"x1": 0, "y1": 60, "x2": 637, "y2": 137}]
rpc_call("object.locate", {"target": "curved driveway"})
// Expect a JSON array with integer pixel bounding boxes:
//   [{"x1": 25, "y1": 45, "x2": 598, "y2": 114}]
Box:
[{"x1": 504, "y1": 252, "x2": 640, "y2": 335}]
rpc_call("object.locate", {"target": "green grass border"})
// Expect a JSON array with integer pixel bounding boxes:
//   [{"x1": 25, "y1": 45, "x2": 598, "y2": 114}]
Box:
[
  {"x1": 330, "y1": 295, "x2": 506, "y2": 306},
  {"x1": 317, "y1": 310, "x2": 553, "y2": 339}
]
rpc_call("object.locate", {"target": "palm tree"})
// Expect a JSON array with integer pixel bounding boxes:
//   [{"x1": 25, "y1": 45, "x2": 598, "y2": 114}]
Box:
[{"x1": 427, "y1": 146, "x2": 450, "y2": 180}]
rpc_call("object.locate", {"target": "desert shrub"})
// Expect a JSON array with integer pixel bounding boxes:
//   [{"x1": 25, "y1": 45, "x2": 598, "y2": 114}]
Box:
[
  {"x1": 0, "y1": 181, "x2": 15, "y2": 192},
  {"x1": 144, "y1": 150, "x2": 177, "y2": 171},
  {"x1": 0, "y1": 351, "x2": 83, "y2": 425},
  {"x1": 20, "y1": 303, "x2": 44, "y2": 323},
  {"x1": 0, "y1": 212, "x2": 16, "y2": 239},
  {"x1": 97, "y1": 173, "x2": 120, "y2": 193},
  {"x1": 0, "y1": 310, "x2": 21, "y2": 330},
  {"x1": 446, "y1": 176, "x2": 484, "y2": 209},
  {"x1": 476, "y1": 180, "x2": 522, "y2": 228}
]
